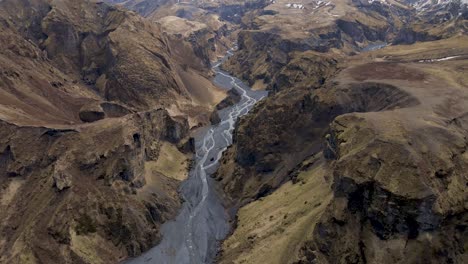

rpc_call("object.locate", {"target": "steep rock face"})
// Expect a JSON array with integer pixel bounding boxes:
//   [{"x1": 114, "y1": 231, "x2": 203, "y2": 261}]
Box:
[
  {"x1": 215, "y1": 54, "x2": 338, "y2": 204},
  {"x1": 221, "y1": 0, "x2": 466, "y2": 90},
  {"x1": 216, "y1": 88, "x2": 242, "y2": 110},
  {"x1": 38, "y1": 0, "x2": 186, "y2": 109},
  {"x1": 217, "y1": 36, "x2": 468, "y2": 263},
  {"x1": 219, "y1": 0, "x2": 404, "y2": 87},
  {"x1": 0, "y1": 109, "x2": 189, "y2": 263},
  {"x1": 0, "y1": 24, "x2": 94, "y2": 126},
  {"x1": 105, "y1": 0, "x2": 175, "y2": 16},
  {"x1": 222, "y1": 29, "x2": 342, "y2": 91},
  {"x1": 0, "y1": 0, "x2": 221, "y2": 263},
  {"x1": 310, "y1": 111, "x2": 467, "y2": 264},
  {"x1": 157, "y1": 15, "x2": 231, "y2": 67},
  {"x1": 0, "y1": 0, "x2": 223, "y2": 128},
  {"x1": 221, "y1": 26, "x2": 386, "y2": 91},
  {"x1": 215, "y1": 86, "x2": 325, "y2": 203},
  {"x1": 103, "y1": 0, "x2": 266, "y2": 64},
  {"x1": 0, "y1": 0, "x2": 227, "y2": 125},
  {"x1": 79, "y1": 103, "x2": 106, "y2": 123},
  {"x1": 215, "y1": 80, "x2": 419, "y2": 205},
  {"x1": 0, "y1": 0, "x2": 223, "y2": 115}
]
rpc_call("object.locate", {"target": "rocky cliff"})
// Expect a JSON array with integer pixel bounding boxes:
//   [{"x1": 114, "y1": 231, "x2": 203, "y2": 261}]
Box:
[
  {"x1": 221, "y1": 0, "x2": 467, "y2": 91},
  {"x1": 104, "y1": 0, "x2": 272, "y2": 63},
  {"x1": 0, "y1": 0, "x2": 224, "y2": 263},
  {"x1": 1, "y1": 0, "x2": 467, "y2": 263},
  {"x1": 0, "y1": 110, "x2": 189, "y2": 263},
  {"x1": 215, "y1": 1, "x2": 468, "y2": 260},
  {"x1": 1, "y1": 0, "x2": 226, "y2": 118}
]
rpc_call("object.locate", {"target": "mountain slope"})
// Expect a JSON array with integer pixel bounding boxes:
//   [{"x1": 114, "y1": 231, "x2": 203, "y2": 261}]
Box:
[
  {"x1": 214, "y1": 1, "x2": 468, "y2": 262},
  {"x1": 217, "y1": 34, "x2": 468, "y2": 264},
  {"x1": 0, "y1": 0, "x2": 225, "y2": 263}
]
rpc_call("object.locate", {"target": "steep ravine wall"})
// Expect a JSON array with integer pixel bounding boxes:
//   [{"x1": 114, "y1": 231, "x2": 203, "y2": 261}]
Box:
[
  {"x1": 0, "y1": 109, "x2": 191, "y2": 263},
  {"x1": 216, "y1": 75, "x2": 467, "y2": 263}
]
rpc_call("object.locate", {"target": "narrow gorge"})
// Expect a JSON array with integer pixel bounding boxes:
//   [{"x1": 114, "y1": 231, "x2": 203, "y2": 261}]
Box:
[
  {"x1": 126, "y1": 50, "x2": 267, "y2": 264},
  {"x1": 0, "y1": 0, "x2": 467, "y2": 264}
]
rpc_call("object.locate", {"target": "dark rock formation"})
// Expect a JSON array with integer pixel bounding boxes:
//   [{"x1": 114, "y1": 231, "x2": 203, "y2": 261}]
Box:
[
  {"x1": 210, "y1": 110, "x2": 221, "y2": 125},
  {"x1": 217, "y1": 53, "x2": 468, "y2": 262},
  {"x1": 79, "y1": 103, "x2": 106, "y2": 123},
  {"x1": 0, "y1": 0, "x2": 219, "y2": 263},
  {"x1": 0, "y1": 109, "x2": 189, "y2": 263},
  {"x1": 216, "y1": 88, "x2": 242, "y2": 110}
]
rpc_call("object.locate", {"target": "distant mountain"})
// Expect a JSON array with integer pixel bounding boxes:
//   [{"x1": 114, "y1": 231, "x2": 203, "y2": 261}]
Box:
[
  {"x1": 104, "y1": 0, "x2": 176, "y2": 16},
  {"x1": 1, "y1": 0, "x2": 467, "y2": 264}
]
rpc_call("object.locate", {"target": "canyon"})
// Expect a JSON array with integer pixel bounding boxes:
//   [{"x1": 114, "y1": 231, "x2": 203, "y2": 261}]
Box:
[{"x1": 0, "y1": 0, "x2": 467, "y2": 263}]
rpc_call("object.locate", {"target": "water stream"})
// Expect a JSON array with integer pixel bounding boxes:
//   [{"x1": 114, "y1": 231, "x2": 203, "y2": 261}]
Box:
[{"x1": 126, "y1": 50, "x2": 267, "y2": 264}]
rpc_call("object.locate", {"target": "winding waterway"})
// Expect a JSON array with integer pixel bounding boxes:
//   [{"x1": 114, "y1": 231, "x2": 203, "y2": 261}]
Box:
[{"x1": 126, "y1": 50, "x2": 267, "y2": 264}]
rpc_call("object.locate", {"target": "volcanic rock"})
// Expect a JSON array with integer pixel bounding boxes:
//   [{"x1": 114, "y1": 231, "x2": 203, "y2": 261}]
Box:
[
  {"x1": 216, "y1": 30, "x2": 468, "y2": 263},
  {"x1": 79, "y1": 103, "x2": 106, "y2": 123},
  {"x1": 216, "y1": 88, "x2": 242, "y2": 110}
]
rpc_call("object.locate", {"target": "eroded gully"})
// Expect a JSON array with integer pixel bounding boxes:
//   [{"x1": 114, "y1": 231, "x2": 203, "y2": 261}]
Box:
[{"x1": 126, "y1": 50, "x2": 268, "y2": 264}]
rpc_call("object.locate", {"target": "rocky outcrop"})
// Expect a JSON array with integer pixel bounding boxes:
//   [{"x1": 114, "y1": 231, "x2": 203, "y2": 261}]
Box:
[
  {"x1": 216, "y1": 35, "x2": 468, "y2": 262},
  {"x1": 209, "y1": 88, "x2": 242, "y2": 125},
  {"x1": 0, "y1": 0, "x2": 221, "y2": 114},
  {"x1": 220, "y1": 0, "x2": 466, "y2": 91},
  {"x1": 309, "y1": 107, "x2": 467, "y2": 263},
  {"x1": 103, "y1": 1, "x2": 243, "y2": 64},
  {"x1": 215, "y1": 80, "x2": 420, "y2": 204},
  {"x1": 210, "y1": 110, "x2": 221, "y2": 125},
  {"x1": 157, "y1": 15, "x2": 232, "y2": 67},
  {"x1": 100, "y1": 102, "x2": 133, "y2": 118},
  {"x1": 0, "y1": 109, "x2": 189, "y2": 263},
  {"x1": 222, "y1": 30, "x2": 341, "y2": 92},
  {"x1": 79, "y1": 103, "x2": 106, "y2": 123},
  {"x1": 0, "y1": 0, "x2": 220, "y2": 263},
  {"x1": 393, "y1": 28, "x2": 439, "y2": 45},
  {"x1": 216, "y1": 88, "x2": 242, "y2": 110}
]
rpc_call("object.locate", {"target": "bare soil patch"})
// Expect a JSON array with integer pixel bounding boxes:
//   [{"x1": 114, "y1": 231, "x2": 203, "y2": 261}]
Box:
[{"x1": 349, "y1": 62, "x2": 427, "y2": 82}]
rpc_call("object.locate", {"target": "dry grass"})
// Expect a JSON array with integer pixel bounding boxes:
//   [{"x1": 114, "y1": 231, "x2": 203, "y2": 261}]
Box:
[
  {"x1": 421, "y1": 61, "x2": 468, "y2": 90},
  {"x1": 361, "y1": 36, "x2": 468, "y2": 62},
  {"x1": 251, "y1": 79, "x2": 267, "y2": 91},
  {"x1": 0, "y1": 178, "x2": 25, "y2": 206},
  {"x1": 177, "y1": 67, "x2": 227, "y2": 108},
  {"x1": 345, "y1": 36, "x2": 468, "y2": 91},
  {"x1": 136, "y1": 142, "x2": 189, "y2": 203},
  {"x1": 158, "y1": 16, "x2": 207, "y2": 38},
  {"x1": 149, "y1": 142, "x2": 189, "y2": 182},
  {"x1": 220, "y1": 159, "x2": 332, "y2": 264},
  {"x1": 70, "y1": 230, "x2": 121, "y2": 264}
]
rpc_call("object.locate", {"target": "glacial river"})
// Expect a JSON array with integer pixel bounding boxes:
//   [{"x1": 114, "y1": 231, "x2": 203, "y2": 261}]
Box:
[{"x1": 126, "y1": 50, "x2": 267, "y2": 264}]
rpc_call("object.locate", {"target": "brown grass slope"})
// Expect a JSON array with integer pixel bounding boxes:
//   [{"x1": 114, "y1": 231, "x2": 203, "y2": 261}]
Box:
[
  {"x1": 216, "y1": 34, "x2": 468, "y2": 264},
  {"x1": 0, "y1": 0, "x2": 225, "y2": 263}
]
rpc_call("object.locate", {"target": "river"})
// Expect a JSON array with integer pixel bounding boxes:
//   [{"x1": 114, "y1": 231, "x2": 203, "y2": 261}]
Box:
[{"x1": 126, "y1": 50, "x2": 268, "y2": 264}]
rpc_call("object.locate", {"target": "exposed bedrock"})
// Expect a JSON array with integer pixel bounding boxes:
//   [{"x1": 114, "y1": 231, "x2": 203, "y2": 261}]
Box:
[
  {"x1": 216, "y1": 81, "x2": 421, "y2": 204},
  {"x1": 310, "y1": 109, "x2": 467, "y2": 264},
  {"x1": 221, "y1": 19, "x2": 399, "y2": 92},
  {"x1": 216, "y1": 75, "x2": 467, "y2": 263},
  {"x1": 216, "y1": 88, "x2": 242, "y2": 110},
  {"x1": 221, "y1": 30, "x2": 340, "y2": 91},
  {"x1": 3, "y1": 0, "x2": 196, "y2": 110},
  {"x1": 79, "y1": 103, "x2": 106, "y2": 123},
  {"x1": 0, "y1": 109, "x2": 190, "y2": 263}
]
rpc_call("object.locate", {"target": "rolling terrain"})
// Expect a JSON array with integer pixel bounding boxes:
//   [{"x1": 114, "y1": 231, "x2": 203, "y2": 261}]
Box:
[
  {"x1": 217, "y1": 36, "x2": 468, "y2": 263},
  {"x1": 0, "y1": 0, "x2": 226, "y2": 263},
  {"x1": 213, "y1": 1, "x2": 468, "y2": 263},
  {"x1": 0, "y1": 0, "x2": 467, "y2": 263}
]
